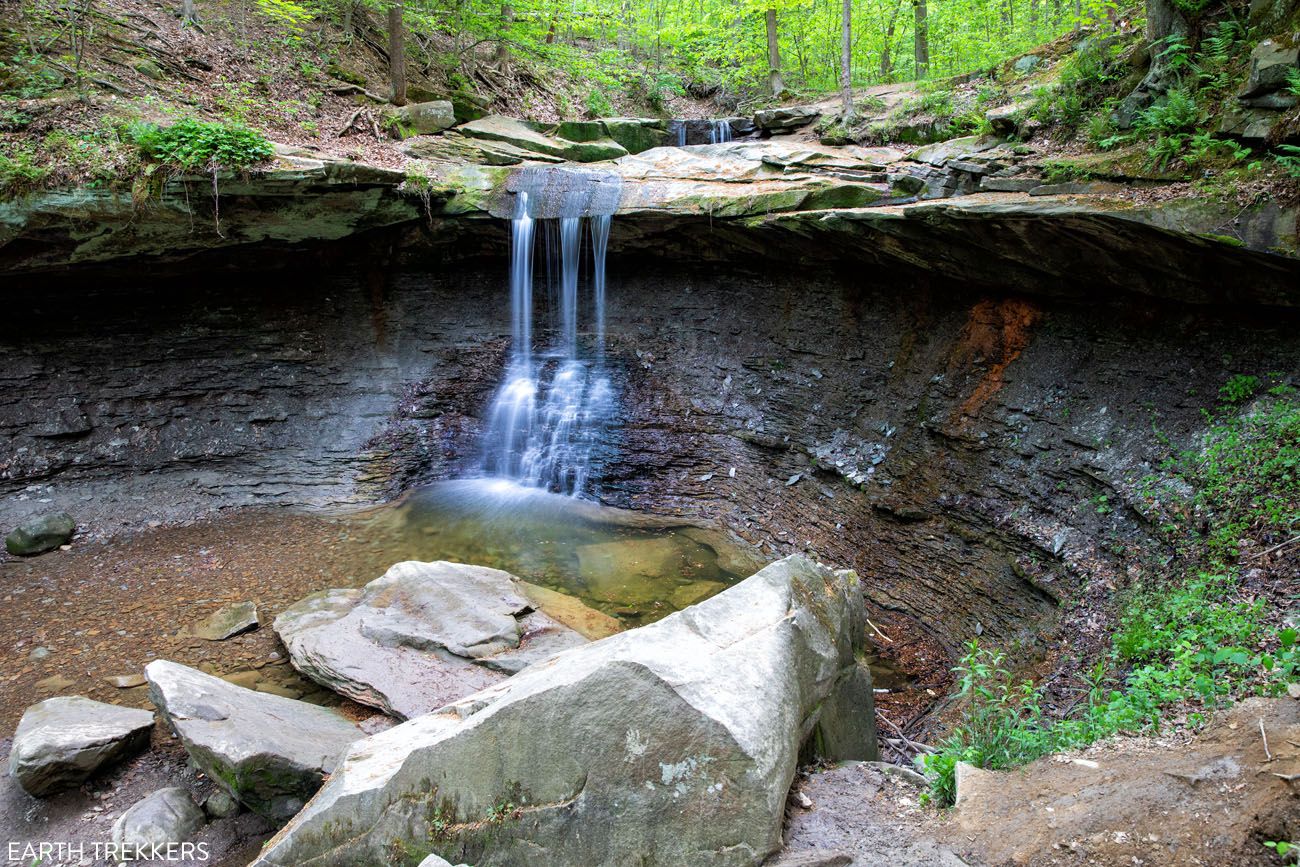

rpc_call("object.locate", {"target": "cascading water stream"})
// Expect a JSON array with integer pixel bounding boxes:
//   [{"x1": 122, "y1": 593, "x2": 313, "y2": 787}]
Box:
[
  {"x1": 709, "y1": 120, "x2": 733, "y2": 143},
  {"x1": 480, "y1": 171, "x2": 620, "y2": 497}
]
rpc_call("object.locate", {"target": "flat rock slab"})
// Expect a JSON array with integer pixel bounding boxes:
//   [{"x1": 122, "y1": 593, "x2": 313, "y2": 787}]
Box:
[
  {"x1": 144, "y1": 659, "x2": 362, "y2": 821},
  {"x1": 274, "y1": 560, "x2": 593, "y2": 719},
  {"x1": 111, "y1": 787, "x2": 206, "y2": 858},
  {"x1": 252, "y1": 555, "x2": 875, "y2": 867},
  {"x1": 607, "y1": 143, "x2": 888, "y2": 217},
  {"x1": 908, "y1": 134, "x2": 1002, "y2": 167},
  {"x1": 191, "y1": 601, "x2": 259, "y2": 641},
  {"x1": 8, "y1": 696, "x2": 154, "y2": 796},
  {"x1": 754, "y1": 106, "x2": 822, "y2": 130},
  {"x1": 457, "y1": 115, "x2": 629, "y2": 162}
]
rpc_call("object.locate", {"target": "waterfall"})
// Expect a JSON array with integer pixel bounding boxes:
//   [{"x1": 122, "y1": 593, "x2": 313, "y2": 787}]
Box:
[
  {"x1": 709, "y1": 120, "x2": 732, "y2": 144},
  {"x1": 480, "y1": 172, "x2": 620, "y2": 498},
  {"x1": 669, "y1": 120, "x2": 686, "y2": 147}
]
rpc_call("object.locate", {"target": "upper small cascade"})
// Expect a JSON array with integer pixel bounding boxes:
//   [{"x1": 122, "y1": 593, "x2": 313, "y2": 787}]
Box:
[
  {"x1": 480, "y1": 169, "x2": 622, "y2": 497},
  {"x1": 667, "y1": 118, "x2": 737, "y2": 146}
]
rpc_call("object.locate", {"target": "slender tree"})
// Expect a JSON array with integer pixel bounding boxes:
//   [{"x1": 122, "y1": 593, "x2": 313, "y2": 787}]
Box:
[
  {"x1": 765, "y1": 7, "x2": 785, "y2": 96},
  {"x1": 913, "y1": 0, "x2": 929, "y2": 78},
  {"x1": 497, "y1": 2, "x2": 515, "y2": 65},
  {"x1": 388, "y1": 0, "x2": 407, "y2": 105},
  {"x1": 840, "y1": 0, "x2": 853, "y2": 120}
]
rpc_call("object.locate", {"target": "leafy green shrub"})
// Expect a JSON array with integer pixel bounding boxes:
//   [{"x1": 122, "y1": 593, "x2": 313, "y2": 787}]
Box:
[
  {"x1": 0, "y1": 48, "x2": 65, "y2": 99},
  {"x1": 1113, "y1": 573, "x2": 1290, "y2": 706},
  {"x1": 1186, "y1": 132, "x2": 1251, "y2": 166},
  {"x1": 1137, "y1": 88, "x2": 1201, "y2": 134},
  {"x1": 1220, "y1": 374, "x2": 1260, "y2": 405},
  {"x1": 0, "y1": 146, "x2": 49, "y2": 197},
  {"x1": 124, "y1": 118, "x2": 274, "y2": 172},
  {"x1": 642, "y1": 73, "x2": 685, "y2": 110},
  {"x1": 920, "y1": 641, "x2": 1116, "y2": 806},
  {"x1": 585, "y1": 88, "x2": 613, "y2": 118},
  {"x1": 1276, "y1": 145, "x2": 1300, "y2": 179},
  {"x1": 925, "y1": 591, "x2": 1298, "y2": 806},
  {"x1": 1172, "y1": 382, "x2": 1300, "y2": 560}
]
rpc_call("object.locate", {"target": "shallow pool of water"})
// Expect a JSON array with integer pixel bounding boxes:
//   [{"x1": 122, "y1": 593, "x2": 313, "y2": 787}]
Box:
[{"x1": 346, "y1": 479, "x2": 764, "y2": 625}]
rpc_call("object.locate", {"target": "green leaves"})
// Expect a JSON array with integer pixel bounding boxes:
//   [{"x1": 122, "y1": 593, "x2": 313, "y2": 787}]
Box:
[{"x1": 124, "y1": 118, "x2": 275, "y2": 172}]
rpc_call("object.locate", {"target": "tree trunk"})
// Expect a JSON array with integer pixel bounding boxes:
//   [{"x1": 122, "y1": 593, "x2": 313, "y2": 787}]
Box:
[
  {"x1": 388, "y1": 0, "x2": 406, "y2": 106},
  {"x1": 765, "y1": 8, "x2": 785, "y2": 97},
  {"x1": 181, "y1": 0, "x2": 199, "y2": 25},
  {"x1": 840, "y1": 0, "x2": 853, "y2": 121},
  {"x1": 1112, "y1": 0, "x2": 1188, "y2": 127},
  {"x1": 496, "y1": 3, "x2": 514, "y2": 65},
  {"x1": 913, "y1": 0, "x2": 928, "y2": 79},
  {"x1": 880, "y1": 0, "x2": 903, "y2": 80}
]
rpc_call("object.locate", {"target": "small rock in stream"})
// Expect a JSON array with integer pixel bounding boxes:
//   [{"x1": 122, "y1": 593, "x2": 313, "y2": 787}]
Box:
[
  {"x1": 191, "y1": 601, "x2": 259, "y2": 641},
  {"x1": 5, "y1": 512, "x2": 75, "y2": 556}
]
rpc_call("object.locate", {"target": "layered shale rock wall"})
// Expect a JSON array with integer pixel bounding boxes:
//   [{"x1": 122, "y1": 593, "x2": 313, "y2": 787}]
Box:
[{"x1": 5, "y1": 254, "x2": 1298, "y2": 653}]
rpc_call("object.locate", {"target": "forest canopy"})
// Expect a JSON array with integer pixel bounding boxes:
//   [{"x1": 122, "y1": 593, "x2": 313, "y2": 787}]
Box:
[{"x1": 193, "y1": 0, "x2": 1104, "y2": 110}]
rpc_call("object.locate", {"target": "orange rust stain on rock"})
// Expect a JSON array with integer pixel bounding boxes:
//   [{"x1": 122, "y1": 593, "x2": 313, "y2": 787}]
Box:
[{"x1": 951, "y1": 298, "x2": 1041, "y2": 421}]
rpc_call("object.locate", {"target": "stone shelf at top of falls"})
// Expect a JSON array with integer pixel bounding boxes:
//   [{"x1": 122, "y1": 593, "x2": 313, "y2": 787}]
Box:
[{"x1": 3, "y1": 130, "x2": 1298, "y2": 306}]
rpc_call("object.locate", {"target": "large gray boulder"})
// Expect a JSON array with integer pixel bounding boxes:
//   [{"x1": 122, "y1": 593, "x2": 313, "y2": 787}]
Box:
[
  {"x1": 273, "y1": 561, "x2": 592, "y2": 719},
  {"x1": 144, "y1": 660, "x2": 362, "y2": 820},
  {"x1": 8, "y1": 696, "x2": 154, "y2": 796},
  {"x1": 111, "y1": 787, "x2": 206, "y2": 860},
  {"x1": 5, "y1": 512, "x2": 74, "y2": 556},
  {"x1": 252, "y1": 555, "x2": 875, "y2": 867},
  {"x1": 396, "y1": 100, "x2": 457, "y2": 135}
]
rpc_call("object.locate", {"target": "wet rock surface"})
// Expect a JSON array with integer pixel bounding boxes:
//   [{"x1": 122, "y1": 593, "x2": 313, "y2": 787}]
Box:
[
  {"x1": 0, "y1": 267, "x2": 507, "y2": 537},
  {"x1": 144, "y1": 659, "x2": 363, "y2": 820},
  {"x1": 0, "y1": 146, "x2": 419, "y2": 274},
  {"x1": 273, "y1": 560, "x2": 591, "y2": 719},
  {"x1": 253, "y1": 556, "x2": 875, "y2": 867},
  {"x1": 8, "y1": 696, "x2": 154, "y2": 796}
]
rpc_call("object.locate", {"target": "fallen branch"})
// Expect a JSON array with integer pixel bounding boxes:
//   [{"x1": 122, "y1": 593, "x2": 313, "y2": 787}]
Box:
[
  {"x1": 1259, "y1": 718, "x2": 1272, "y2": 763},
  {"x1": 47, "y1": 60, "x2": 130, "y2": 95},
  {"x1": 330, "y1": 82, "x2": 389, "y2": 102},
  {"x1": 336, "y1": 107, "x2": 383, "y2": 140},
  {"x1": 1248, "y1": 534, "x2": 1300, "y2": 561},
  {"x1": 865, "y1": 617, "x2": 893, "y2": 643},
  {"x1": 879, "y1": 713, "x2": 935, "y2": 755}
]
